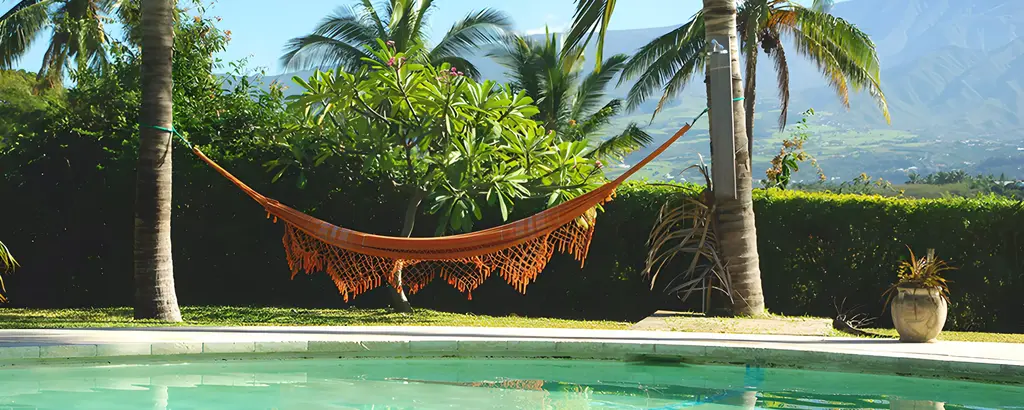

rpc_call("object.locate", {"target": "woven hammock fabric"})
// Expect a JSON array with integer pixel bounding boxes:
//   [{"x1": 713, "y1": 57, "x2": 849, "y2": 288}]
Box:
[{"x1": 192, "y1": 122, "x2": 696, "y2": 301}]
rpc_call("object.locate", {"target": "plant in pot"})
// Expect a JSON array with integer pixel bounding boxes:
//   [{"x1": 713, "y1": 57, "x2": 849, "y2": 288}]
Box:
[{"x1": 884, "y1": 247, "x2": 955, "y2": 343}]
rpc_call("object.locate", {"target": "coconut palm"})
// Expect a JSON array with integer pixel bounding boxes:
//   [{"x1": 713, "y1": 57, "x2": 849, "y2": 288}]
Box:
[
  {"x1": 133, "y1": 0, "x2": 181, "y2": 321},
  {"x1": 281, "y1": 0, "x2": 512, "y2": 80},
  {"x1": 620, "y1": 0, "x2": 888, "y2": 161},
  {"x1": 491, "y1": 30, "x2": 651, "y2": 162},
  {"x1": 0, "y1": 0, "x2": 126, "y2": 87},
  {"x1": 566, "y1": 0, "x2": 769, "y2": 315}
]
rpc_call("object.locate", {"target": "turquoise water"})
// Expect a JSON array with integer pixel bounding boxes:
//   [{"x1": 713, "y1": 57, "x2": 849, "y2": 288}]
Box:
[{"x1": 0, "y1": 358, "x2": 1020, "y2": 409}]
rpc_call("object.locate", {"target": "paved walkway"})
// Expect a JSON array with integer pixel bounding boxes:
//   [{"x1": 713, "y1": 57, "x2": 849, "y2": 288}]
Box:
[
  {"x1": 631, "y1": 310, "x2": 833, "y2": 335},
  {"x1": 1, "y1": 327, "x2": 1022, "y2": 383}
]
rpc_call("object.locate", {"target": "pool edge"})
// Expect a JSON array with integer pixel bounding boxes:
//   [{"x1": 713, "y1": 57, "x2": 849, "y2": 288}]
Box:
[{"x1": 2, "y1": 340, "x2": 1021, "y2": 385}]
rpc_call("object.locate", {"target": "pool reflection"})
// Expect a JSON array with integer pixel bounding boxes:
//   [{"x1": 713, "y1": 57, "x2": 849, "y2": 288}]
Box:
[{"x1": 0, "y1": 359, "x2": 1014, "y2": 410}]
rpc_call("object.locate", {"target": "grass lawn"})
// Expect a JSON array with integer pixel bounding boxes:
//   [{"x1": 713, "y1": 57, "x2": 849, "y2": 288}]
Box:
[
  {"x1": 654, "y1": 312, "x2": 1024, "y2": 344},
  {"x1": 0, "y1": 307, "x2": 630, "y2": 330},
  {"x1": 3, "y1": 307, "x2": 1022, "y2": 344}
]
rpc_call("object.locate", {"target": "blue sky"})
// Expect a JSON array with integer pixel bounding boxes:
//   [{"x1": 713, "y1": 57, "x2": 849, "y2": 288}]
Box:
[{"x1": 9, "y1": 0, "x2": 697, "y2": 75}]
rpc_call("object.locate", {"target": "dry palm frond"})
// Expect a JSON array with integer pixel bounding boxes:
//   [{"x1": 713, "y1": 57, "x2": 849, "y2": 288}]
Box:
[
  {"x1": 642, "y1": 163, "x2": 732, "y2": 304},
  {"x1": 0, "y1": 240, "x2": 17, "y2": 303}
]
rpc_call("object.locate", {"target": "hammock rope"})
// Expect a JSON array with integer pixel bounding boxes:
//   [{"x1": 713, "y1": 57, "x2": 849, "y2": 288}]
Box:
[{"x1": 156, "y1": 109, "x2": 707, "y2": 301}]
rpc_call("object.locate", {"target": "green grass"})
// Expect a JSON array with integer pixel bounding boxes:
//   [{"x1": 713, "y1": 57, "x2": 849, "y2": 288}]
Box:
[
  {"x1": 657, "y1": 312, "x2": 1024, "y2": 343},
  {"x1": 861, "y1": 328, "x2": 1024, "y2": 344},
  {"x1": 4, "y1": 307, "x2": 1022, "y2": 343},
  {"x1": 0, "y1": 307, "x2": 630, "y2": 330}
]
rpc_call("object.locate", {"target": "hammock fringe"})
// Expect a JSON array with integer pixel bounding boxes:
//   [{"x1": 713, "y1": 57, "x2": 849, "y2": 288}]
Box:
[{"x1": 280, "y1": 214, "x2": 597, "y2": 301}]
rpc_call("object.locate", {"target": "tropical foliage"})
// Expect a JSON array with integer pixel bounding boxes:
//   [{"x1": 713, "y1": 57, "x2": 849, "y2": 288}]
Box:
[
  {"x1": 565, "y1": 0, "x2": 889, "y2": 136},
  {"x1": 643, "y1": 162, "x2": 730, "y2": 311},
  {"x1": 1, "y1": 0, "x2": 123, "y2": 87},
  {"x1": 272, "y1": 41, "x2": 605, "y2": 236},
  {"x1": 491, "y1": 30, "x2": 651, "y2": 163},
  {"x1": 0, "y1": 240, "x2": 16, "y2": 303},
  {"x1": 280, "y1": 0, "x2": 511, "y2": 79},
  {"x1": 884, "y1": 247, "x2": 955, "y2": 305},
  {"x1": 762, "y1": 108, "x2": 824, "y2": 190}
]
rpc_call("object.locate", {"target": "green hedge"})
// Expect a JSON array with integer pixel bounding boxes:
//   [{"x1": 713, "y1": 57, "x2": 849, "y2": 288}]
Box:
[
  {"x1": 3, "y1": 134, "x2": 1023, "y2": 330},
  {"x1": 754, "y1": 189, "x2": 1024, "y2": 332}
]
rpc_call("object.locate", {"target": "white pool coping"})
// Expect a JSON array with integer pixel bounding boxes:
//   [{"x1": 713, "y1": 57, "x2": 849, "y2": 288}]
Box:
[{"x1": 1, "y1": 326, "x2": 1022, "y2": 384}]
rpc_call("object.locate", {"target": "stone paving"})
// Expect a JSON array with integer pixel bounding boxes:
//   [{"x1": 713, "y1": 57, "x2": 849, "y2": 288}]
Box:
[{"x1": 1, "y1": 326, "x2": 1022, "y2": 384}]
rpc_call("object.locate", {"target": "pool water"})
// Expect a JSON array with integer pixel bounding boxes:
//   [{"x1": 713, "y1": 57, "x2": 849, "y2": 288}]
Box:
[{"x1": 0, "y1": 358, "x2": 1020, "y2": 409}]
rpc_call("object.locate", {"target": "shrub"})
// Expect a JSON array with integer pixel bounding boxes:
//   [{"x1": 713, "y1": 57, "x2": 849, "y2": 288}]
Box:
[{"x1": 754, "y1": 189, "x2": 1024, "y2": 332}]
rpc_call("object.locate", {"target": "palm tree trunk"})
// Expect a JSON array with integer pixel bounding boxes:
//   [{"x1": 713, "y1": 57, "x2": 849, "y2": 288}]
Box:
[
  {"x1": 134, "y1": 0, "x2": 182, "y2": 321},
  {"x1": 390, "y1": 191, "x2": 424, "y2": 314},
  {"x1": 743, "y1": 44, "x2": 757, "y2": 170},
  {"x1": 703, "y1": 0, "x2": 766, "y2": 316}
]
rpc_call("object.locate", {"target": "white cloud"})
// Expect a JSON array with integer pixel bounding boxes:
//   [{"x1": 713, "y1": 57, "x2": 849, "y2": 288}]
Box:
[{"x1": 521, "y1": 15, "x2": 568, "y2": 36}]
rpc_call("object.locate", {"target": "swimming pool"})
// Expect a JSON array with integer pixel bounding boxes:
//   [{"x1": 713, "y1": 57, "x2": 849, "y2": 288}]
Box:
[{"x1": 0, "y1": 358, "x2": 1020, "y2": 409}]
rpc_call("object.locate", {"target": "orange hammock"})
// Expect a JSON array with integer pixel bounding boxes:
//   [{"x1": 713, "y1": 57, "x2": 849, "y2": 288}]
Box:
[{"x1": 190, "y1": 120, "x2": 698, "y2": 301}]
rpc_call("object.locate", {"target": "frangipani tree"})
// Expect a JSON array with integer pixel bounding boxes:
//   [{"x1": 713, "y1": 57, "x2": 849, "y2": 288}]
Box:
[{"x1": 271, "y1": 41, "x2": 605, "y2": 311}]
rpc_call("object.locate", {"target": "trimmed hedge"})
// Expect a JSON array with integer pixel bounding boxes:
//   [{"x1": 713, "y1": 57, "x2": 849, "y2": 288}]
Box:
[
  {"x1": 754, "y1": 190, "x2": 1024, "y2": 332},
  {"x1": 2, "y1": 137, "x2": 1023, "y2": 330}
]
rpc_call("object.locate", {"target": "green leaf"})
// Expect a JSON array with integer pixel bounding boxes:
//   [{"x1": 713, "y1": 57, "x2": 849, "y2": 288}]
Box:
[
  {"x1": 271, "y1": 166, "x2": 288, "y2": 183},
  {"x1": 547, "y1": 190, "x2": 561, "y2": 208},
  {"x1": 498, "y1": 191, "x2": 509, "y2": 221}
]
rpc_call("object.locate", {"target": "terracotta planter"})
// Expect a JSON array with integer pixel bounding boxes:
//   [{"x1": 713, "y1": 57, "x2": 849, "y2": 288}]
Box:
[{"x1": 890, "y1": 286, "x2": 947, "y2": 343}]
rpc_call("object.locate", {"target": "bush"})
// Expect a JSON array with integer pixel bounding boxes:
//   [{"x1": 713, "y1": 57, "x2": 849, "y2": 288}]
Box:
[{"x1": 754, "y1": 189, "x2": 1024, "y2": 332}]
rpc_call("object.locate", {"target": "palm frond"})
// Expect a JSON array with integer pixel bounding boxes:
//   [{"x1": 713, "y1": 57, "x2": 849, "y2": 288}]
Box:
[
  {"x1": 281, "y1": 34, "x2": 374, "y2": 72},
  {"x1": 387, "y1": 0, "x2": 416, "y2": 51},
  {"x1": 37, "y1": 30, "x2": 68, "y2": 86},
  {"x1": 357, "y1": 0, "x2": 388, "y2": 37},
  {"x1": 770, "y1": 40, "x2": 790, "y2": 130},
  {"x1": 563, "y1": 0, "x2": 616, "y2": 70},
  {"x1": 488, "y1": 34, "x2": 542, "y2": 97},
  {"x1": 280, "y1": 6, "x2": 377, "y2": 71},
  {"x1": 0, "y1": 0, "x2": 55, "y2": 69},
  {"x1": 410, "y1": 0, "x2": 434, "y2": 43},
  {"x1": 429, "y1": 8, "x2": 511, "y2": 66},
  {"x1": 0, "y1": 240, "x2": 17, "y2": 303},
  {"x1": 622, "y1": 14, "x2": 705, "y2": 116},
  {"x1": 778, "y1": 6, "x2": 890, "y2": 123},
  {"x1": 536, "y1": 32, "x2": 579, "y2": 130},
  {"x1": 586, "y1": 122, "x2": 652, "y2": 161},
  {"x1": 0, "y1": 240, "x2": 16, "y2": 274},
  {"x1": 811, "y1": 0, "x2": 834, "y2": 13},
  {"x1": 643, "y1": 165, "x2": 733, "y2": 306},
  {"x1": 575, "y1": 98, "x2": 621, "y2": 138},
  {"x1": 570, "y1": 53, "x2": 627, "y2": 122}
]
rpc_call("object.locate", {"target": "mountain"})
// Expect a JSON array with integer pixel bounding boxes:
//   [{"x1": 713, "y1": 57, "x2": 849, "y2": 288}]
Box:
[{"x1": 239, "y1": 0, "x2": 1024, "y2": 180}]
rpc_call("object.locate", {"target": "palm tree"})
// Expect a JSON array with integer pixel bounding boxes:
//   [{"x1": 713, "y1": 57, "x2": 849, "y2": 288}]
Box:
[
  {"x1": 280, "y1": 0, "x2": 512, "y2": 80},
  {"x1": 619, "y1": 0, "x2": 889, "y2": 163},
  {"x1": 566, "y1": 0, "x2": 768, "y2": 315},
  {"x1": 700, "y1": 0, "x2": 764, "y2": 315},
  {"x1": 491, "y1": 30, "x2": 651, "y2": 162},
  {"x1": 0, "y1": 0, "x2": 122, "y2": 87},
  {"x1": 568, "y1": 0, "x2": 889, "y2": 316},
  {"x1": 133, "y1": 0, "x2": 181, "y2": 321}
]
